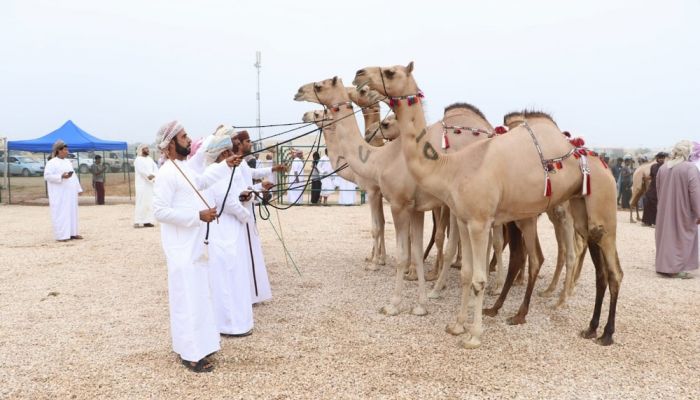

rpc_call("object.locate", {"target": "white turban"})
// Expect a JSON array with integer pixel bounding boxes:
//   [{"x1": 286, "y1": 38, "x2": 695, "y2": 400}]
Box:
[
  {"x1": 214, "y1": 125, "x2": 235, "y2": 138},
  {"x1": 136, "y1": 143, "x2": 149, "y2": 157},
  {"x1": 204, "y1": 134, "x2": 233, "y2": 165},
  {"x1": 51, "y1": 139, "x2": 66, "y2": 158},
  {"x1": 666, "y1": 140, "x2": 693, "y2": 169},
  {"x1": 155, "y1": 120, "x2": 184, "y2": 150}
]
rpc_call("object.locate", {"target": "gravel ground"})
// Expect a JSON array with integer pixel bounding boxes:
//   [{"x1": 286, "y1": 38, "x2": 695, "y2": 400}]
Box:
[{"x1": 0, "y1": 203, "x2": 698, "y2": 399}]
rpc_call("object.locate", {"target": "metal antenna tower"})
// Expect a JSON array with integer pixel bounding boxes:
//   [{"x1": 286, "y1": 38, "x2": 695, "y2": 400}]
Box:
[{"x1": 254, "y1": 51, "x2": 262, "y2": 144}]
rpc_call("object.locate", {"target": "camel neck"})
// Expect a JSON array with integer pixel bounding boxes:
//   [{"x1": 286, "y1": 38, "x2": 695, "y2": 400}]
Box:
[
  {"x1": 328, "y1": 106, "x2": 380, "y2": 182},
  {"x1": 393, "y1": 99, "x2": 442, "y2": 184}
]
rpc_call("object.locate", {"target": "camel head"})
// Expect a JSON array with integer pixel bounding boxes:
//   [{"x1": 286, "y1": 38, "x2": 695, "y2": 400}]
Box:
[
  {"x1": 377, "y1": 114, "x2": 400, "y2": 140},
  {"x1": 294, "y1": 76, "x2": 348, "y2": 106},
  {"x1": 346, "y1": 86, "x2": 386, "y2": 108},
  {"x1": 353, "y1": 62, "x2": 419, "y2": 97},
  {"x1": 302, "y1": 109, "x2": 332, "y2": 126}
]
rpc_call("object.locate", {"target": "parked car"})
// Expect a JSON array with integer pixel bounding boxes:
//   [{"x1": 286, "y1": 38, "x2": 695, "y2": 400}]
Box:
[
  {"x1": 0, "y1": 155, "x2": 45, "y2": 177},
  {"x1": 97, "y1": 151, "x2": 134, "y2": 172},
  {"x1": 66, "y1": 153, "x2": 94, "y2": 174}
]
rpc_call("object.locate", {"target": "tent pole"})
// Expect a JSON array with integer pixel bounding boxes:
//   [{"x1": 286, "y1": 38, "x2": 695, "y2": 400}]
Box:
[
  {"x1": 76, "y1": 152, "x2": 81, "y2": 184},
  {"x1": 43, "y1": 153, "x2": 47, "y2": 199}
]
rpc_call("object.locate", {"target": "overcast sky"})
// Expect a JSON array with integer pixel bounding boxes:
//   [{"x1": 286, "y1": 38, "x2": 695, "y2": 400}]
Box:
[{"x1": 1, "y1": 0, "x2": 698, "y2": 150}]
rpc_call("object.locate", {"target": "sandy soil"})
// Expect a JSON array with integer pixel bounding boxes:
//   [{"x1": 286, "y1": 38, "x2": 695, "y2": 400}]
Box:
[{"x1": 0, "y1": 203, "x2": 698, "y2": 399}]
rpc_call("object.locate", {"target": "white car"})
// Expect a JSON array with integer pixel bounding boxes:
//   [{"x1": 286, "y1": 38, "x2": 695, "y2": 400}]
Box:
[{"x1": 66, "y1": 153, "x2": 94, "y2": 174}]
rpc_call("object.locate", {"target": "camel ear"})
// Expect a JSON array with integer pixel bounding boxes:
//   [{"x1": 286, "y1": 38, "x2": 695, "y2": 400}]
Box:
[
  {"x1": 332, "y1": 76, "x2": 338, "y2": 86},
  {"x1": 406, "y1": 61, "x2": 414, "y2": 74}
]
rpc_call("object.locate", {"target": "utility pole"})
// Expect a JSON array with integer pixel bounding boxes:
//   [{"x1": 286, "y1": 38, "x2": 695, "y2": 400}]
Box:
[{"x1": 254, "y1": 51, "x2": 262, "y2": 147}]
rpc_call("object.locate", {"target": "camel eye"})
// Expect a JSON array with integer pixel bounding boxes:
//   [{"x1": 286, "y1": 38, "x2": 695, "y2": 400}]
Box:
[
  {"x1": 314, "y1": 83, "x2": 322, "y2": 90},
  {"x1": 384, "y1": 69, "x2": 395, "y2": 79}
]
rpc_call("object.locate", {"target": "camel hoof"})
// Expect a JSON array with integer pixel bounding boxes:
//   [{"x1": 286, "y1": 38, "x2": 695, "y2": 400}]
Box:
[
  {"x1": 506, "y1": 315, "x2": 527, "y2": 325},
  {"x1": 514, "y1": 279, "x2": 525, "y2": 287},
  {"x1": 381, "y1": 304, "x2": 400, "y2": 316},
  {"x1": 404, "y1": 271, "x2": 418, "y2": 281},
  {"x1": 445, "y1": 323, "x2": 466, "y2": 336},
  {"x1": 365, "y1": 263, "x2": 380, "y2": 272},
  {"x1": 488, "y1": 288, "x2": 501, "y2": 296},
  {"x1": 450, "y1": 262, "x2": 462, "y2": 269},
  {"x1": 460, "y1": 335, "x2": 481, "y2": 349},
  {"x1": 424, "y1": 270, "x2": 438, "y2": 282},
  {"x1": 596, "y1": 334, "x2": 614, "y2": 346},
  {"x1": 580, "y1": 328, "x2": 597, "y2": 339},
  {"x1": 428, "y1": 290, "x2": 441, "y2": 300},
  {"x1": 411, "y1": 305, "x2": 428, "y2": 316},
  {"x1": 377, "y1": 257, "x2": 386, "y2": 266},
  {"x1": 538, "y1": 289, "x2": 555, "y2": 298},
  {"x1": 482, "y1": 308, "x2": 499, "y2": 318}
]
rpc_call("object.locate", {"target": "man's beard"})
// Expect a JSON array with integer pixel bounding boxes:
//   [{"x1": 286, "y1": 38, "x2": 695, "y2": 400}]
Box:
[{"x1": 175, "y1": 141, "x2": 190, "y2": 157}]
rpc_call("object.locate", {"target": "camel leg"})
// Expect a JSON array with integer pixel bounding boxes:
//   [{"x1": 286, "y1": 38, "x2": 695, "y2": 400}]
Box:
[
  {"x1": 429, "y1": 213, "x2": 459, "y2": 299},
  {"x1": 409, "y1": 211, "x2": 428, "y2": 316},
  {"x1": 506, "y1": 217, "x2": 543, "y2": 325},
  {"x1": 580, "y1": 240, "x2": 607, "y2": 340},
  {"x1": 446, "y1": 221, "x2": 471, "y2": 336},
  {"x1": 539, "y1": 208, "x2": 566, "y2": 297},
  {"x1": 426, "y1": 206, "x2": 449, "y2": 281},
  {"x1": 596, "y1": 233, "x2": 623, "y2": 346},
  {"x1": 483, "y1": 222, "x2": 526, "y2": 317},
  {"x1": 488, "y1": 224, "x2": 505, "y2": 295},
  {"x1": 572, "y1": 234, "x2": 588, "y2": 287},
  {"x1": 553, "y1": 207, "x2": 577, "y2": 308},
  {"x1": 365, "y1": 188, "x2": 385, "y2": 269},
  {"x1": 460, "y1": 220, "x2": 491, "y2": 349},
  {"x1": 381, "y1": 207, "x2": 410, "y2": 316}
]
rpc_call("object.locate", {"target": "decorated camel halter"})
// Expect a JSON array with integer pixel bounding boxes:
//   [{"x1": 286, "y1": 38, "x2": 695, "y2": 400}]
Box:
[
  {"x1": 521, "y1": 121, "x2": 600, "y2": 197},
  {"x1": 440, "y1": 122, "x2": 509, "y2": 149},
  {"x1": 379, "y1": 67, "x2": 424, "y2": 109}
]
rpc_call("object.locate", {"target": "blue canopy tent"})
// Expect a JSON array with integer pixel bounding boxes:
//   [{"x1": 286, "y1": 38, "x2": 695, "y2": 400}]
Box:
[{"x1": 6, "y1": 120, "x2": 131, "y2": 204}]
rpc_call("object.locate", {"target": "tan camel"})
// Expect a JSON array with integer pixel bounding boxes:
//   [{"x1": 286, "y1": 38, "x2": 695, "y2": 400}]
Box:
[
  {"x1": 347, "y1": 86, "x2": 386, "y2": 147},
  {"x1": 502, "y1": 113, "x2": 588, "y2": 301},
  {"x1": 354, "y1": 63, "x2": 623, "y2": 348},
  {"x1": 629, "y1": 161, "x2": 654, "y2": 223},
  {"x1": 302, "y1": 109, "x2": 387, "y2": 267},
  {"x1": 377, "y1": 108, "x2": 508, "y2": 294}
]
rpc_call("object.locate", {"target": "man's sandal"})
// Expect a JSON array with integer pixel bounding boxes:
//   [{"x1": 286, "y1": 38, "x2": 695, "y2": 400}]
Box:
[
  {"x1": 70, "y1": 235, "x2": 84, "y2": 240},
  {"x1": 180, "y1": 357, "x2": 214, "y2": 373}
]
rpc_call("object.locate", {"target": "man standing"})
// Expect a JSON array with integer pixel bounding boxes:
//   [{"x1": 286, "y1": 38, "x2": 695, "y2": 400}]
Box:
[
  {"x1": 202, "y1": 133, "x2": 255, "y2": 336},
  {"x1": 134, "y1": 144, "x2": 158, "y2": 228},
  {"x1": 642, "y1": 152, "x2": 667, "y2": 226},
  {"x1": 90, "y1": 155, "x2": 106, "y2": 205},
  {"x1": 318, "y1": 148, "x2": 335, "y2": 205},
  {"x1": 44, "y1": 140, "x2": 83, "y2": 242},
  {"x1": 234, "y1": 130, "x2": 286, "y2": 304},
  {"x1": 619, "y1": 156, "x2": 634, "y2": 209},
  {"x1": 152, "y1": 120, "x2": 242, "y2": 373},
  {"x1": 655, "y1": 141, "x2": 700, "y2": 279},
  {"x1": 287, "y1": 150, "x2": 305, "y2": 204}
]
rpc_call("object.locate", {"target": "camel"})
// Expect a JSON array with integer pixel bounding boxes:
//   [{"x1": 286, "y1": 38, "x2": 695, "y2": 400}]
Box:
[
  {"x1": 347, "y1": 86, "x2": 386, "y2": 147},
  {"x1": 301, "y1": 109, "x2": 387, "y2": 268},
  {"x1": 354, "y1": 62, "x2": 623, "y2": 348},
  {"x1": 376, "y1": 109, "x2": 508, "y2": 294},
  {"x1": 501, "y1": 113, "x2": 589, "y2": 301},
  {"x1": 629, "y1": 161, "x2": 654, "y2": 223}
]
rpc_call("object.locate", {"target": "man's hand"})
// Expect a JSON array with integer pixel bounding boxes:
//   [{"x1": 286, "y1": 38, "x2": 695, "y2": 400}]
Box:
[
  {"x1": 226, "y1": 154, "x2": 242, "y2": 167},
  {"x1": 62, "y1": 171, "x2": 73, "y2": 179},
  {"x1": 261, "y1": 180, "x2": 275, "y2": 191},
  {"x1": 239, "y1": 190, "x2": 253, "y2": 202},
  {"x1": 199, "y1": 208, "x2": 218, "y2": 223},
  {"x1": 272, "y1": 163, "x2": 288, "y2": 173},
  {"x1": 147, "y1": 174, "x2": 155, "y2": 181}
]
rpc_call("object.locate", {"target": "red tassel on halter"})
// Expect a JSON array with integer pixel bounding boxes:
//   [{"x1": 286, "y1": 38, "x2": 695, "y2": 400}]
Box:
[
  {"x1": 454, "y1": 128, "x2": 461, "y2": 134},
  {"x1": 582, "y1": 172, "x2": 591, "y2": 196},
  {"x1": 544, "y1": 175, "x2": 552, "y2": 197},
  {"x1": 441, "y1": 131, "x2": 450, "y2": 149}
]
